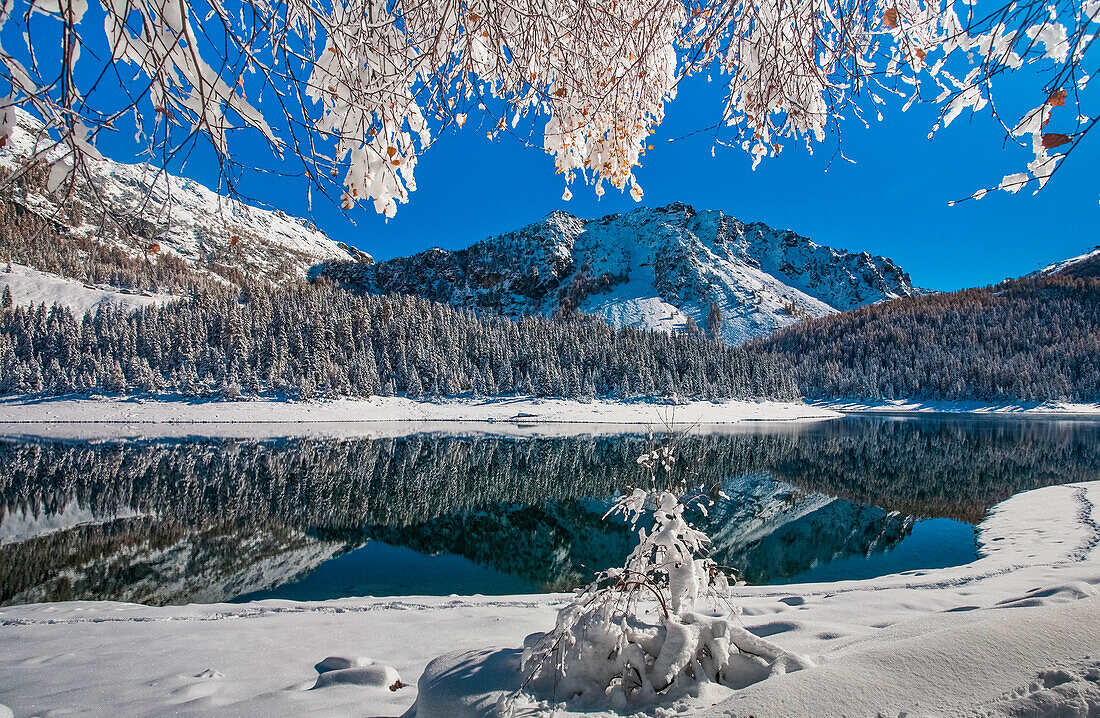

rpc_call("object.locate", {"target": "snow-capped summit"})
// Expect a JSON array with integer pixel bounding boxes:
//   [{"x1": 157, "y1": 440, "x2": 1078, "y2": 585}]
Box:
[
  {"x1": 0, "y1": 109, "x2": 370, "y2": 285},
  {"x1": 318, "y1": 202, "x2": 918, "y2": 344}
]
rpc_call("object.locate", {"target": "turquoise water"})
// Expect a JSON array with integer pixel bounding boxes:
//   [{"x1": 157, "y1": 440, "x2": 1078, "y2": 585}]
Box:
[
  {"x1": 235, "y1": 541, "x2": 535, "y2": 601},
  {"x1": 782, "y1": 517, "x2": 976, "y2": 585}
]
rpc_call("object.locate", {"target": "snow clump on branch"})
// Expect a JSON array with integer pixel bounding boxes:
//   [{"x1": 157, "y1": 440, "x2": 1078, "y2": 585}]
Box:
[{"x1": 0, "y1": 0, "x2": 1095, "y2": 215}]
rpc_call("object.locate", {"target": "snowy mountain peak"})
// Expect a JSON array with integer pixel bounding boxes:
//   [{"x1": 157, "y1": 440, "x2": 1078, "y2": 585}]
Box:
[
  {"x1": 318, "y1": 205, "x2": 918, "y2": 344},
  {"x1": 0, "y1": 108, "x2": 370, "y2": 285}
]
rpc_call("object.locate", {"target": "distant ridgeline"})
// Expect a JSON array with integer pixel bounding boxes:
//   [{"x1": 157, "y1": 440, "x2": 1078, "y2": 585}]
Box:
[
  {"x1": 0, "y1": 283, "x2": 796, "y2": 400},
  {"x1": 313, "y1": 203, "x2": 917, "y2": 345},
  {"x1": 749, "y1": 268, "x2": 1100, "y2": 403},
  {"x1": 0, "y1": 109, "x2": 366, "y2": 291}
]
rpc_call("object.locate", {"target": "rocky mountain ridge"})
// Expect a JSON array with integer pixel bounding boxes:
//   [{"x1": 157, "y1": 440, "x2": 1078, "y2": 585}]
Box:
[
  {"x1": 319, "y1": 202, "x2": 918, "y2": 344},
  {"x1": 1034, "y1": 247, "x2": 1100, "y2": 279}
]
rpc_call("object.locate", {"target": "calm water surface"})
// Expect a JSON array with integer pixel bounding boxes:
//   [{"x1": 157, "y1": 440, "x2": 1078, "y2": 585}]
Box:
[{"x1": 2, "y1": 415, "x2": 1099, "y2": 606}]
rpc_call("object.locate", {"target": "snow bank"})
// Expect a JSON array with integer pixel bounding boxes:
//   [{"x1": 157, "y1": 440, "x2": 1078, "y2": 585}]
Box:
[
  {"x1": 813, "y1": 398, "x2": 1100, "y2": 416},
  {"x1": 0, "y1": 395, "x2": 840, "y2": 436},
  {"x1": 0, "y1": 263, "x2": 176, "y2": 316},
  {"x1": 0, "y1": 481, "x2": 1096, "y2": 717}
]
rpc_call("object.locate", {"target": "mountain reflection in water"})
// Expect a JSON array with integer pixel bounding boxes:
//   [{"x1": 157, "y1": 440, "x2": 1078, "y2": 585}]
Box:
[{"x1": 2, "y1": 415, "x2": 1099, "y2": 606}]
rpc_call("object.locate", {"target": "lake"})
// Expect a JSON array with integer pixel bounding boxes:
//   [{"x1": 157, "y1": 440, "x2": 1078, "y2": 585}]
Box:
[{"x1": 2, "y1": 415, "x2": 1099, "y2": 606}]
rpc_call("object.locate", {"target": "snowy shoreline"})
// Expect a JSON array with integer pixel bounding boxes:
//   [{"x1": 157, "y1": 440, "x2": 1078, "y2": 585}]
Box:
[
  {"x1": 812, "y1": 398, "x2": 1100, "y2": 416},
  {"x1": 0, "y1": 395, "x2": 840, "y2": 432},
  {"x1": 4, "y1": 396, "x2": 1098, "y2": 435},
  {"x1": 0, "y1": 481, "x2": 1097, "y2": 717}
]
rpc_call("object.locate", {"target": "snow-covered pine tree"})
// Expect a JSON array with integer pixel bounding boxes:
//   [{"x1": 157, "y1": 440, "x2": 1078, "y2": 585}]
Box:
[{"x1": 406, "y1": 365, "x2": 424, "y2": 398}]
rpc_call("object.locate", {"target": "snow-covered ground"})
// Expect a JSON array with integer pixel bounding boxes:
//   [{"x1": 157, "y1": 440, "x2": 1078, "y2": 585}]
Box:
[
  {"x1": 814, "y1": 398, "x2": 1100, "y2": 415},
  {"x1": 1, "y1": 263, "x2": 176, "y2": 315},
  {"x1": 0, "y1": 480, "x2": 1096, "y2": 717},
  {"x1": 5, "y1": 395, "x2": 1098, "y2": 443},
  {"x1": 0, "y1": 395, "x2": 841, "y2": 429}
]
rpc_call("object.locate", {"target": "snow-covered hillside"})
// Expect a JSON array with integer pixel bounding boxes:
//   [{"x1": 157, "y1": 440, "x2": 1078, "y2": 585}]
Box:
[
  {"x1": 0, "y1": 109, "x2": 369, "y2": 285},
  {"x1": 1034, "y1": 246, "x2": 1100, "y2": 279},
  {"x1": 0, "y1": 263, "x2": 178, "y2": 314},
  {"x1": 318, "y1": 202, "x2": 918, "y2": 344}
]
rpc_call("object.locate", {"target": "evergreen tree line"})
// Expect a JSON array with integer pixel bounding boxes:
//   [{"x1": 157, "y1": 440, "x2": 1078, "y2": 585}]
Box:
[
  {"x1": 0, "y1": 281, "x2": 798, "y2": 400},
  {"x1": 746, "y1": 275, "x2": 1100, "y2": 403}
]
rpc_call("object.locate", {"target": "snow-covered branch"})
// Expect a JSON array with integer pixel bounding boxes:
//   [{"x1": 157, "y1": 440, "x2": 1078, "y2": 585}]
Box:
[{"x1": 0, "y1": 0, "x2": 1095, "y2": 217}]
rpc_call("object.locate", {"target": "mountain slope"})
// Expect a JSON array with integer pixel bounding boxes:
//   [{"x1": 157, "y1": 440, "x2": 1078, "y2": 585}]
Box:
[
  {"x1": 318, "y1": 202, "x2": 917, "y2": 344},
  {"x1": 0, "y1": 109, "x2": 369, "y2": 288},
  {"x1": 1034, "y1": 247, "x2": 1100, "y2": 279},
  {"x1": 748, "y1": 268, "x2": 1100, "y2": 402}
]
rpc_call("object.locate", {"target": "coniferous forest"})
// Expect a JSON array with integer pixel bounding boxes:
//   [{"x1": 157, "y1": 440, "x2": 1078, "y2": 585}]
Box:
[
  {"x1": 4, "y1": 272, "x2": 1100, "y2": 403},
  {"x1": 0, "y1": 282, "x2": 796, "y2": 400},
  {"x1": 751, "y1": 274, "x2": 1100, "y2": 403}
]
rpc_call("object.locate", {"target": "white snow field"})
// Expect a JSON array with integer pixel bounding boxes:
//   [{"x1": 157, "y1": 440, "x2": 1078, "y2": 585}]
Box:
[
  {"x1": 0, "y1": 395, "x2": 841, "y2": 428},
  {"x1": 814, "y1": 398, "x2": 1100, "y2": 416},
  {"x1": 0, "y1": 263, "x2": 177, "y2": 315},
  {"x1": 0, "y1": 481, "x2": 1097, "y2": 717}
]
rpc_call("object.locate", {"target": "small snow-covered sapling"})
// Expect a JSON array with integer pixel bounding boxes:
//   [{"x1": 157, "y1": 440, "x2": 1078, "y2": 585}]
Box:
[{"x1": 517, "y1": 428, "x2": 811, "y2": 709}]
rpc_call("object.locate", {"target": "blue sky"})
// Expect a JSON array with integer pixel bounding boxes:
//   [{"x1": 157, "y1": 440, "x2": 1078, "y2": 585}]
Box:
[
  {"x1": 166, "y1": 73, "x2": 1096, "y2": 292},
  {"x1": 37, "y1": 14, "x2": 1100, "y2": 293}
]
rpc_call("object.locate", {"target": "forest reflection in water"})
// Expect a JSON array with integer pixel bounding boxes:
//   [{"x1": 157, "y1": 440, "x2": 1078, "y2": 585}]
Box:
[{"x1": 2, "y1": 415, "x2": 1099, "y2": 606}]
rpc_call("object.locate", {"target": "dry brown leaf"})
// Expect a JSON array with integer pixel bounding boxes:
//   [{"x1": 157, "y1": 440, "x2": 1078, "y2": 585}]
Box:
[{"x1": 1041, "y1": 133, "x2": 1071, "y2": 149}]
